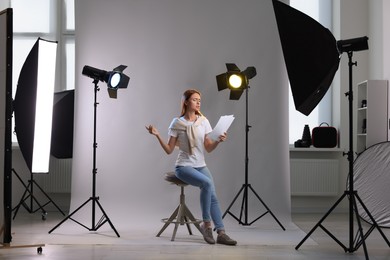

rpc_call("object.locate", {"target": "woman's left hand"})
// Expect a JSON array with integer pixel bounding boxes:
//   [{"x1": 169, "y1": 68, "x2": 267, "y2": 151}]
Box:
[{"x1": 218, "y1": 132, "x2": 227, "y2": 143}]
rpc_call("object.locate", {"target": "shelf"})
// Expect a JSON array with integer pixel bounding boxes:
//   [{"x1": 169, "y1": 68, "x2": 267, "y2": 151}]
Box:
[
  {"x1": 289, "y1": 146, "x2": 344, "y2": 152},
  {"x1": 355, "y1": 80, "x2": 388, "y2": 154}
]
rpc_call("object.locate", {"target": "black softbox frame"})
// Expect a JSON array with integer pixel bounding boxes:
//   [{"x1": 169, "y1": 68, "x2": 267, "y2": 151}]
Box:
[
  {"x1": 272, "y1": 0, "x2": 340, "y2": 116},
  {"x1": 51, "y1": 89, "x2": 74, "y2": 159}
]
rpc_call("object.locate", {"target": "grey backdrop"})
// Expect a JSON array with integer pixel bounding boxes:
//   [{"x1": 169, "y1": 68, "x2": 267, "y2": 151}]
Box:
[{"x1": 70, "y1": 0, "x2": 291, "y2": 231}]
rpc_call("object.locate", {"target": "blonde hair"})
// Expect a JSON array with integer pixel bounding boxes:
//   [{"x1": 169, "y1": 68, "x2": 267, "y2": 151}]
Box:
[{"x1": 180, "y1": 89, "x2": 203, "y2": 117}]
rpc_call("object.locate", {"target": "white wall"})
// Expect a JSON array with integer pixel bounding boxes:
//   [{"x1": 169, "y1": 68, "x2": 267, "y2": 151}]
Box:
[
  {"x1": 384, "y1": 1, "x2": 390, "y2": 82},
  {"x1": 368, "y1": 0, "x2": 383, "y2": 79},
  {"x1": 70, "y1": 0, "x2": 291, "y2": 230}
]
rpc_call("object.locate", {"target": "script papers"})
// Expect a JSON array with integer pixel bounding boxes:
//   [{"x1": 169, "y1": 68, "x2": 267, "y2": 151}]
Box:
[{"x1": 208, "y1": 115, "x2": 235, "y2": 141}]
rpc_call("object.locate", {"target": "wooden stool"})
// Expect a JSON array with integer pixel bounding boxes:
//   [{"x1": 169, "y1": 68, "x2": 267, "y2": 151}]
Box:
[{"x1": 156, "y1": 172, "x2": 202, "y2": 241}]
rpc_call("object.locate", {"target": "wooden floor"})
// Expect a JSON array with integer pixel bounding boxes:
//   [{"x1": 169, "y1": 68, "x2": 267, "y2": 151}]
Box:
[{"x1": 1, "y1": 211, "x2": 390, "y2": 260}]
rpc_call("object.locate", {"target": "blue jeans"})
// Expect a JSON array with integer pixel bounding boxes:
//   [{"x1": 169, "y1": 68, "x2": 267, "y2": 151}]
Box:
[{"x1": 175, "y1": 166, "x2": 225, "y2": 232}]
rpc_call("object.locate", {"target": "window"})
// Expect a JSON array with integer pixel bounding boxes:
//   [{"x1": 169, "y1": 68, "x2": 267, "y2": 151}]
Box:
[
  {"x1": 9, "y1": 0, "x2": 75, "y2": 142},
  {"x1": 62, "y1": 0, "x2": 75, "y2": 91},
  {"x1": 289, "y1": 0, "x2": 333, "y2": 144}
]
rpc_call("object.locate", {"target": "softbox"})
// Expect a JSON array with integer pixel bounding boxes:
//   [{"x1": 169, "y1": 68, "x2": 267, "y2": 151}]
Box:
[
  {"x1": 272, "y1": 0, "x2": 340, "y2": 116},
  {"x1": 51, "y1": 89, "x2": 74, "y2": 158}
]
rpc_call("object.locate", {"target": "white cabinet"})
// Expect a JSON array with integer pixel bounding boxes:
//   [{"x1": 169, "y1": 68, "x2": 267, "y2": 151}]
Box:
[{"x1": 356, "y1": 80, "x2": 388, "y2": 154}]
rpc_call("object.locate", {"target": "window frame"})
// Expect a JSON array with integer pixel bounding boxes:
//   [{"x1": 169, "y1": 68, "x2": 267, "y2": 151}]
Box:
[{"x1": 10, "y1": 0, "x2": 75, "y2": 143}]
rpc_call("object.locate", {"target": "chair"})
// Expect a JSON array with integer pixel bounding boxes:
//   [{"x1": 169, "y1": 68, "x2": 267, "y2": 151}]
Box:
[{"x1": 156, "y1": 172, "x2": 202, "y2": 241}]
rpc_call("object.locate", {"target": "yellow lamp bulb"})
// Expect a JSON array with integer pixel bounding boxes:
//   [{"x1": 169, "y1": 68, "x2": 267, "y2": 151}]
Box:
[{"x1": 228, "y1": 74, "x2": 242, "y2": 89}]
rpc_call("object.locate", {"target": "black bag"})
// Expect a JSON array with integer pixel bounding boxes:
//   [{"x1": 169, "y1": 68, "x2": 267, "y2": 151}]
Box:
[{"x1": 312, "y1": 122, "x2": 337, "y2": 148}]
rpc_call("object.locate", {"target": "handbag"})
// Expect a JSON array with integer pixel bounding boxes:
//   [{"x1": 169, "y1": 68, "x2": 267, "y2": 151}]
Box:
[{"x1": 312, "y1": 122, "x2": 337, "y2": 148}]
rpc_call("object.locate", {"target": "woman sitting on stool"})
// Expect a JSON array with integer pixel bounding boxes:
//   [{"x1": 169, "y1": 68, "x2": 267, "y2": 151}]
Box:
[{"x1": 146, "y1": 89, "x2": 237, "y2": 246}]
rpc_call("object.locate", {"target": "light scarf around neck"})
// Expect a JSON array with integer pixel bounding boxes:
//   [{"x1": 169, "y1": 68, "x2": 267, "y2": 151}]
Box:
[{"x1": 171, "y1": 115, "x2": 206, "y2": 155}]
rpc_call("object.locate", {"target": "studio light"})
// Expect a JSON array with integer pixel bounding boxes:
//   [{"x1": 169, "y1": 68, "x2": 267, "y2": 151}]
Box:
[
  {"x1": 272, "y1": 0, "x2": 388, "y2": 256},
  {"x1": 82, "y1": 65, "x2": 129, "y2": 98},
  {"x1": 49, "y1": 63, "x2": 128, "y2": 237},
  {"x1": 216, "y1": 63, "x2": 257, "y2": 100},
  {"x1": 337, "y1": 36, "x2": 369, "y2": 54},
  {"x1": 12, "y1": 37, "x2": 65, "y2": 221},
  {"x1": 14, "y1": 37, "x2": 58, "y2": 174},
  {"x1": 216, "y1": 63, "x2": 284, "y2": 230}
]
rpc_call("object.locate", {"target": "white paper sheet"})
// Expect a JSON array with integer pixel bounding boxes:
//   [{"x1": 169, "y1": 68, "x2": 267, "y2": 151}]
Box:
[{"x1": 208, "y1": 115, "x2": 235, "y2": 141}]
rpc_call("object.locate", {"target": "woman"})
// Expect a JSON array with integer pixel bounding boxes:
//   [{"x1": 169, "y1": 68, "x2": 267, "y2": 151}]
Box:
[{"x1": 146, "y1": 89, "x2": 237, "y2": 246}]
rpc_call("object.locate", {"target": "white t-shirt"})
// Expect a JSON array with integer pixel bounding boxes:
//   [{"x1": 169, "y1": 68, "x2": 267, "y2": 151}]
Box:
[{"x1": 168, "y1": 116, "x2": 212, "y2": 167}]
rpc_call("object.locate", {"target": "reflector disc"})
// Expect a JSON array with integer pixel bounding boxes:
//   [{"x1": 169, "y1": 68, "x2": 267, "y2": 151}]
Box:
[{"x1": 351, "y1": 141, "x2": 390, "y2": 227}]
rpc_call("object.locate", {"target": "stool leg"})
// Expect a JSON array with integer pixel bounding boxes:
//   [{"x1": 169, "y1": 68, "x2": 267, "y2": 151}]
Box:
[
  {"x1": 183, "y1": 203, "x2": 202, "y2": 233},
  {"x1": 184, "y1": 216, "x2": 193, "y2": 235},
  {"x1": 157, "y1": 184, "x2": 202, "y2": 241},
  {"x1": 171, "y1": 204, "x2": 185, "y2": 241},
  {"x1": 156, "y1": 205, "x2": 180, "y2": 237},
  {"x1": 179, "y1": 186, "x2": 193, "y2": 235},
  {"x1": 181, "y1": 185, "x2": 201, "y2": 233}
]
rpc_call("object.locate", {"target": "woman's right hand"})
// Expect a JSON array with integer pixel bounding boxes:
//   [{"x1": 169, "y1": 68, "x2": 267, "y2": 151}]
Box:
[
  {"x1": 145, "y1": 125, "x2": 159, "y2": 136},
  {"x1": 146, "y1": 124, "x2": 176, "y2": 155}
]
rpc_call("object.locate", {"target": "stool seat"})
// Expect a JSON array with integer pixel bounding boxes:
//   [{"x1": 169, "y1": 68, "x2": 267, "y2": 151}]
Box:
[
  {"x1": 164, "y1": 172, "x2": 187, "y2": 186},
  {"x1": 157, "y1": 172, "x2": 202, "y2": 241}
]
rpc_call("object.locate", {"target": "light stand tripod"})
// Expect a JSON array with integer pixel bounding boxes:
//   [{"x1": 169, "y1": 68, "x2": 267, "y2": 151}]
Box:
[
  {"x1": 222, "y1": 86, "x2": 285, "y2": 229},
  {"x1": 12, "y1": 169, "x2": 65, "y2": 220},
  {"x1": 295, "y1": 51, "x2": 390, "y2": 259},
  {"x1": 49, "y1": 79, "x2": 120, "y2": 237}
]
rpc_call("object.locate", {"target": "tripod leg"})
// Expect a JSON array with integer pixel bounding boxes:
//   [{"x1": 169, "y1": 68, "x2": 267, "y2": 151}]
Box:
[
  {"x1": 14, "y1": 183, "x2": 49, "y2": 218},
  {"x1": 354, "y1": 193, "x2": 390, "y2": 247},
  {"x1": 12, "y1": 170, "x2": 49, "y2": 218},
  {"x1": 12, "y1": 172, "x2": 35, "y2": 216},
  {"x1": 32, "y1": 180, "x2": 65, "y2": 215},
  {"x1": 350, "y1": 193, "x2": 369, "y2": 258},
  {"x1": 238, "y1": 185, "x2": 248, "y2": 224},
  {"x1": 222, "y1": 184, "x2": 245, "y2": 219},
  {"x1": 27, "y1": 190, "x2": 48, "y2": 216},
  {"x1": 13, "y1": 183, "x2": 32, "y2": 219},
  {"x1": 248, "y1": 185, "x2": 285, "y2": 230},
  {"x1": 95, "y1": 200, "x2": 120, "y2": 237},
  {"x1": 49, "y1": 198, "x2": 92, "y2": 234},
  {"x1": 296, "y1": 192, "x2": 348, "y2": 250}
]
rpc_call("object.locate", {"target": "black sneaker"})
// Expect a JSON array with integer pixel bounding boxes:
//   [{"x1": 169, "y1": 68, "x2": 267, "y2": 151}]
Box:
[{"x1": 216, "y1": 233, "x2": 237, "y2": 246}]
